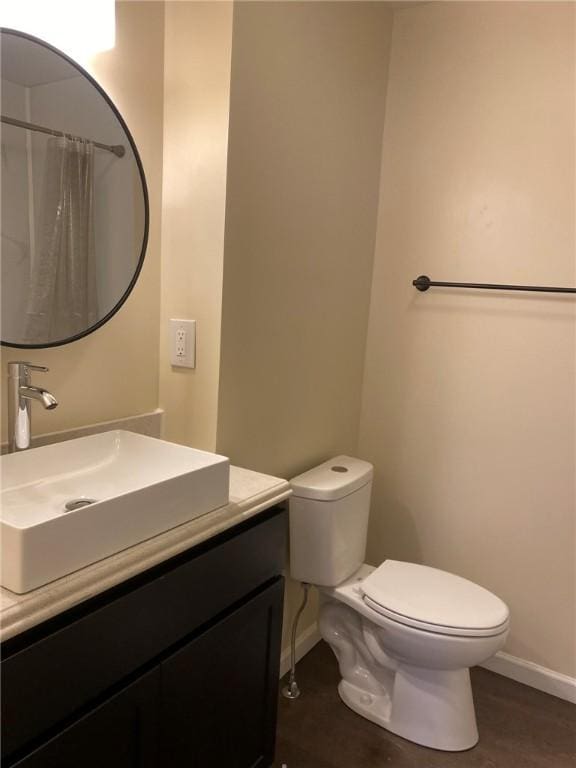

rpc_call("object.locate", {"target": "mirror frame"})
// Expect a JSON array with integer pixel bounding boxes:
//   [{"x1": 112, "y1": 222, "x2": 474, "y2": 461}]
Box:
[{"x1": 1, "y1": 27, "x2": 149, "y2": 349}]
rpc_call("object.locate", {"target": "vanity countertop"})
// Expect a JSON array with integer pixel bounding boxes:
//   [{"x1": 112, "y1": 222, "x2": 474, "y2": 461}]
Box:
[{"x1": 0, "y1": 465, "x2": 291, "y2": 642}]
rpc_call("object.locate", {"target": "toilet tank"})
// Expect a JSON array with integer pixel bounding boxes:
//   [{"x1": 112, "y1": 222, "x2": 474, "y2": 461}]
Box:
[{"x1": 289, "y1": 456, "x2": 373, "y2": 586}]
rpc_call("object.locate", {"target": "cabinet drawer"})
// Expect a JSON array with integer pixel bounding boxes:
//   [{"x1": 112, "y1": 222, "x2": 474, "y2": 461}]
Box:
[{"x1": 2, "y1": 509, "x2": 286, "y2": 760}]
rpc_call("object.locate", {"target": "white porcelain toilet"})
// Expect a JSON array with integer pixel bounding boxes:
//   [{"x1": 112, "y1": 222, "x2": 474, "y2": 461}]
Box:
[{"x1": 289, "y1": 456, "x2": 509, "y2": 752}]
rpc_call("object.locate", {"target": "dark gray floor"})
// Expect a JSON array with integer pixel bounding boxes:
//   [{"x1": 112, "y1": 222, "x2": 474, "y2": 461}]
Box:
[{"x1": 274, "y1": 641, "x2": 576, "y2": 768}]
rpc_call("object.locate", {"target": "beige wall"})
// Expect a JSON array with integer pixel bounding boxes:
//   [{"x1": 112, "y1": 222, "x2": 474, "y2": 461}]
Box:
[
  {"x1": 159, "y1": 1, "x2": 233, "y2": 450},
  {"x1": 0, "y1": 1, "x2": 164, "y2": 442},
  {"x1": 359, "y1": 2, "x2": 575, "y2": 676},
  {"x1": 216, "y1": 0, "x2": 394, "y2": 651},
  {"x1": 217, "y1": 1, "x2": 393, "y2": 478}
]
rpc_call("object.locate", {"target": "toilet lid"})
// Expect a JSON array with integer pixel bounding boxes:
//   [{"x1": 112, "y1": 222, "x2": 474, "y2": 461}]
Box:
[{"x1": 361, "y1": 560, "x2": 509, "y2": 637}]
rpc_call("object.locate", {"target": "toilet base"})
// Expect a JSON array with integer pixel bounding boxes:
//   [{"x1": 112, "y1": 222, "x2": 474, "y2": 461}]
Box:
[
  {"x1": 318, "y1": 571, "x2": 507, "y2": 753},
  {"x1": 338, "y1": 665, "x2": 479, "y2": 752}
]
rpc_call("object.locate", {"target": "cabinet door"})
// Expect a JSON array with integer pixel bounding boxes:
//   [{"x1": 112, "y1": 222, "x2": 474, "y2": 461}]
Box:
[
  {"x1": 11, "y1": 668, "x2": 159, "y2": 768},
  {"x1": 160, "y1": 577, "x2": 284, "y2": 768}
]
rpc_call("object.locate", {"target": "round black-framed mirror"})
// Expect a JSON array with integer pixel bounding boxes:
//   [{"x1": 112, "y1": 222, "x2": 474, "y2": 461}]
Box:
[{"x1": 1, "y1": 28, "x2": 149, "y2": 349}]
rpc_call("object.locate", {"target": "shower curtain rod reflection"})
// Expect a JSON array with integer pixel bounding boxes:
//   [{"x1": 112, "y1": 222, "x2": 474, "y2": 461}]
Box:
[
  {"x1": 1, "y1": 115, "x2": 125, "y2": 157},
  {"x1": 413, "y1": 275, "x2": 576, "y2": 295}
]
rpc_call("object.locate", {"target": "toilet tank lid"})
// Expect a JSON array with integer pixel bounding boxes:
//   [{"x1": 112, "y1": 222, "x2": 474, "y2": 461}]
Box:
[{"x1": 290, "y1": 456, "x2": 373, "y2": 501}]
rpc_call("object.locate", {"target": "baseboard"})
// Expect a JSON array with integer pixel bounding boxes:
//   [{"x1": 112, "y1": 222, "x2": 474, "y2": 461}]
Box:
[
  {"x1": 280, "y1": 622, "x2": 322, "y2": 679},
  {"x1": 481, "y1": 651, "x2": 576, "y2": 704}
]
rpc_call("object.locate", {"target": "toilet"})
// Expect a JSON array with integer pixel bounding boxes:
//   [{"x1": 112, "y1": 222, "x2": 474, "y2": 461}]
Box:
[{"x1": 289, "y1": 456, "x2": 509, "y2": 752}]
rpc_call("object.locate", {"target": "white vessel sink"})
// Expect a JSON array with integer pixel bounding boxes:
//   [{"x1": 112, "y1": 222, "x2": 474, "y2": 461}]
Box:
[{"x1": 1, "y1": 430, "x2": 230, "y2": 593}]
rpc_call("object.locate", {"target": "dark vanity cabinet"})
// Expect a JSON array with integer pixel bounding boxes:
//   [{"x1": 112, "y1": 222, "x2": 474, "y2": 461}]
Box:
[
  {"x1": 1, "y1": 507, "x2": 286, "y2": 768},
  {"x1": 10, "y1": 669, "x2": 161, "y2": 768}
]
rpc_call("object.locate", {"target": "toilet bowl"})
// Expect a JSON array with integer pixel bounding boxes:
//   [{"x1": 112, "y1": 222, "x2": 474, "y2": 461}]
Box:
[
  {"x1": 318, "y1": 563, "x2": 508, "y2": 751},
  {"x1": 289, "y1": 457, "x2": 509, "y2": 752}
]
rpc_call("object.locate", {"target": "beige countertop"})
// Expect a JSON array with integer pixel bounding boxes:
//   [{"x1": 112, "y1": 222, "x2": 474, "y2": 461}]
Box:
[{"x1": 0, "y1": 465, "x2": 291, "y2": 642}]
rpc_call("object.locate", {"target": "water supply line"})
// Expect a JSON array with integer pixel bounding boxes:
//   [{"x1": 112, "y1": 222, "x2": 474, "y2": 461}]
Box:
[{"x1": 282, "y1": 582, "x2": 310, "y2": 700}]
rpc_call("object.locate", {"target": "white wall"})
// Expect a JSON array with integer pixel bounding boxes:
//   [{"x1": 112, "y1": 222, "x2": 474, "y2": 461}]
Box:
[{"x1": 359, "y1": 1, "x2": 575, "y2": 677}]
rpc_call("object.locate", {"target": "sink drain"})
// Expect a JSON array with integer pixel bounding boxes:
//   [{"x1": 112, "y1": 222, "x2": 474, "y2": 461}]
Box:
[{"x1": 63, "y1": 498, "x2": 98, "y2": 513}]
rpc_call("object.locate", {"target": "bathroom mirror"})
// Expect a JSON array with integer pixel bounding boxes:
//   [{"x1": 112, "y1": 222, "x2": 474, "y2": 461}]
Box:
[{"x1": 0, "y1": 29, "x2": 148, "y2": 348}]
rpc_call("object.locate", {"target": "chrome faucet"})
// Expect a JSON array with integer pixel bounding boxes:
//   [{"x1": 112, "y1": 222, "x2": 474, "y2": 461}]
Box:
[{"x1": 7, "y1": 362, "x2": 58, "y2": 452}]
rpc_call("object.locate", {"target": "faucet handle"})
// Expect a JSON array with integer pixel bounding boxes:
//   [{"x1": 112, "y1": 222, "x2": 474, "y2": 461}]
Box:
[{"x1": 7, "y1": 362, "x2": 49, "y2": 378}]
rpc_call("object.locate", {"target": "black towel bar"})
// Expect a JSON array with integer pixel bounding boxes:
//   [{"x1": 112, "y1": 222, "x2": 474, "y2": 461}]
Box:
[{"x1": 413, "y1": 275, "x2": 576, "y2": 295}]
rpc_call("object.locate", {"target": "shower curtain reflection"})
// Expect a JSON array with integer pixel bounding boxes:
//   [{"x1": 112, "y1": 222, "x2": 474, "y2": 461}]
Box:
[{"x1": 25, "y1": 136, "x2": 97, "y2": 343}]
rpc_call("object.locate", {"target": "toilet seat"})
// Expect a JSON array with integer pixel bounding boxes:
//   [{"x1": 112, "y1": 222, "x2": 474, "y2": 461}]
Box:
[{"x1": 361, "y1": 560, "x2": 509, "y2": 638}]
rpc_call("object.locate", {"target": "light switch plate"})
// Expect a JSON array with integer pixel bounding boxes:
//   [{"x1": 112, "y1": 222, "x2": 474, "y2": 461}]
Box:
[{"x1": 170, "y1": 319, "x2": 196, "y2": 368}]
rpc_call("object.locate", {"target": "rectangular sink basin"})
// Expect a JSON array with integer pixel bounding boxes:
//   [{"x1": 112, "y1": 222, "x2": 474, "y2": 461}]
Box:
[{"x1": 1, "y1": 430, "x2": 230, "y2": 593}]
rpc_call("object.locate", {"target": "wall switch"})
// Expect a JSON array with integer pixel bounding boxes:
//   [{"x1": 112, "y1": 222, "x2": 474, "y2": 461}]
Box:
[{"x1": 170, "y1": 319, "x2": 196, "y2": 368}]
